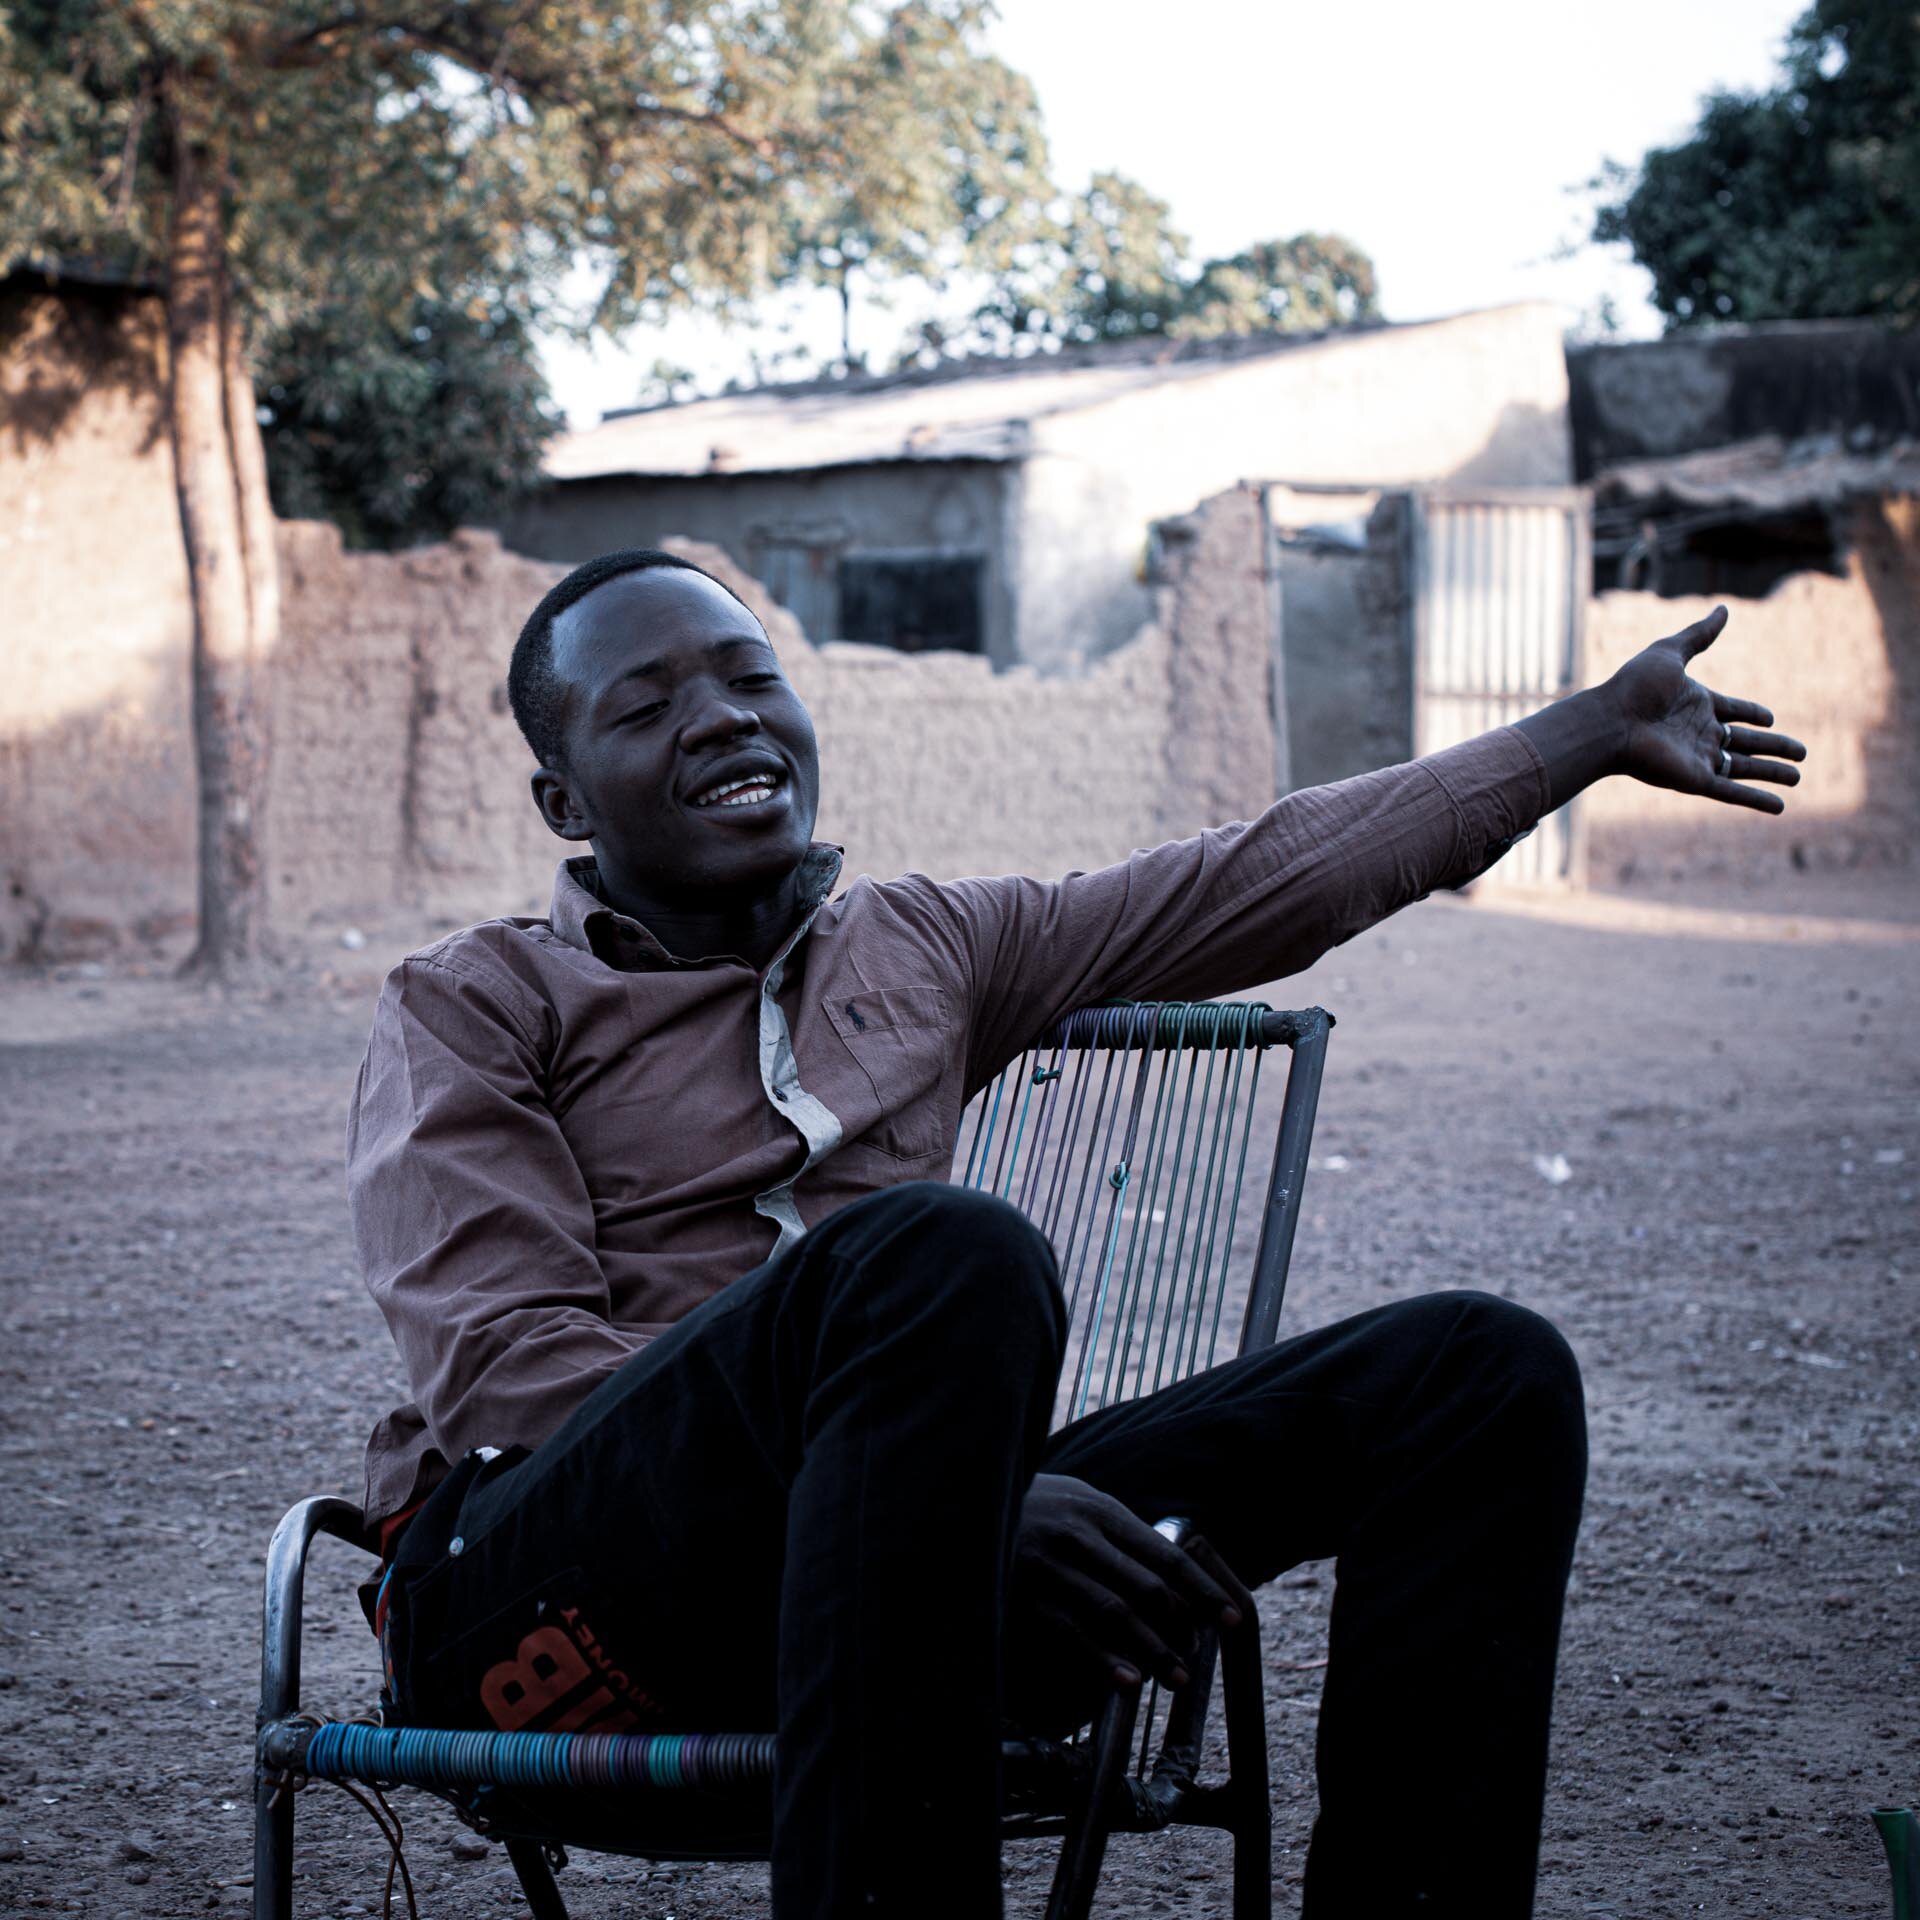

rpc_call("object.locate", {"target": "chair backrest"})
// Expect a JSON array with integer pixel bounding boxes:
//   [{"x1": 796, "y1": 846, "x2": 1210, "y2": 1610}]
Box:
[{"x1": 954, "y1": 1001, "x2": 1332, "y2": 1428}]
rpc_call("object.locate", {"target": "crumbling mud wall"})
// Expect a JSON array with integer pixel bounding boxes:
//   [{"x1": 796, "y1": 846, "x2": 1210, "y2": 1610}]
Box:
[
  {"x1": 0, "y1": 282, "x2": 196, "y2": 962},
  {"x1": 266, "y1": 484, "x2": 1278, "y2": 933},
  {"x1": 1582, "y1": 498, "x2": 1920, "y2": 884},
  {"x1": 2, "y1": 484, "x2": 1272, "y2": 957},
  {"x1": 267, "y1": 526, "x2": 564, "y2": 925}
]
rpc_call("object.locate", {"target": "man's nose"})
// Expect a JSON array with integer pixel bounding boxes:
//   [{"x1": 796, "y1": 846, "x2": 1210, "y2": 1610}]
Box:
[{"x1": 679, "y1": 694, "x2": 761, "y2": 750}]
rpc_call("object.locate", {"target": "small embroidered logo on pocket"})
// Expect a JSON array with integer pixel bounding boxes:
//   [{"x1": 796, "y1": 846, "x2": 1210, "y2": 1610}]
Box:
[{"x1": 844, "y1": 1000, "x2": 867, "y2": 1032}]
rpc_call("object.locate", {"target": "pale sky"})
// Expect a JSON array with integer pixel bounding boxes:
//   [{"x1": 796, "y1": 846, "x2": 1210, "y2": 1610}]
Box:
[{"x1": 540, "y1": 0, "x2": 1809, "y2": 425}]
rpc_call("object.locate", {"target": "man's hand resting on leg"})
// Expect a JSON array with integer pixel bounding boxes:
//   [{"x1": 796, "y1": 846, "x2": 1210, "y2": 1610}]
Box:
[{"x1": 1012, "y1": 1473, "x2": 1255, "y2": 1695}]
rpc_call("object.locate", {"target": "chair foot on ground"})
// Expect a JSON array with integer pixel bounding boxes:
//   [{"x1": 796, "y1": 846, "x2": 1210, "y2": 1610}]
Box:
[{"x1": 506, "y1": 1838, "x2": 570, "y2": 1920}]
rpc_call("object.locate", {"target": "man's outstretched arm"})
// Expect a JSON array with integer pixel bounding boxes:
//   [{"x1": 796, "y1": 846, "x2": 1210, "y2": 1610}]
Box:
[
  {"x1": 902, "y1": 607, "x2": 1802, "y2": 1091},
  {"x1": 989, "y1": 607, "x2": 1801, "y2": 1700}
]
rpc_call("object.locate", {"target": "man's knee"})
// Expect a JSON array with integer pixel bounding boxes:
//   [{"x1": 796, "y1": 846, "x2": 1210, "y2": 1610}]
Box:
[
  {"x1": 817, "y1": 1180, "x2": 1063, "y2": 1337},
  {"x1": 1440, "y1": 1289, "x2": 1586, "y2": 1463},
  {"x1": 1446, "y1": 1288, "x2": 1580, "y2": 1377}
]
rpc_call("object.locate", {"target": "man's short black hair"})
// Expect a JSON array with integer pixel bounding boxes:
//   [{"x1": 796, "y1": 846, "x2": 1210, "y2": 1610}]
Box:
[{"x1": 507, "y1": 548, "x2": 751, "y2": 769}]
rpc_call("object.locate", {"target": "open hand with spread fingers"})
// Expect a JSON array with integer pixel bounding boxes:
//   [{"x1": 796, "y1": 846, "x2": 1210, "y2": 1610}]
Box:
[
  {"x1": 1607, "y1": 605, "x2": 1806, "y2": 812},
  {"x1": 1515, "y1": 604, "x2": 1807, "y2": 814}
]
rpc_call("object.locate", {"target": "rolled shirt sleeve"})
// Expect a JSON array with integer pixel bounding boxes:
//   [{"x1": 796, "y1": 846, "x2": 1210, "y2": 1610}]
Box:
[
  {"x1": 347, "y1": 948, "x2": 650, "y2": 1487},
  {"x1": 911, "y1": 728, "x2": 1551, "y2": 1090}
]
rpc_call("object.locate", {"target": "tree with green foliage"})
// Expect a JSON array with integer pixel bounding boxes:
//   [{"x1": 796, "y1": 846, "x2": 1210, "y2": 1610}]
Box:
[
  {"x1": 775, "y1": 0, "x2": 1053, "y2": 371},
  {"x1": 921, "y1": 170, "x2": 1379, "y2": 360},
  {"x1": 953, "y1": 170, "x2": 1188, "y2": 352},
  {"x1": 1045, "y1": 170, "x2": 1192, "y2": 342},
  {"x1": 0, "y1": 0, "x2": 1031, "y2": 970},
  {"x1": 1175, "y1": 232, "x2": 1378, "y2": 339},
  {"x1": 1594, "y1": 0, "x2": 1920, "y2": 326},
  {"x1": 259, "y1": 297, "x2": 558, "y2": 548}
]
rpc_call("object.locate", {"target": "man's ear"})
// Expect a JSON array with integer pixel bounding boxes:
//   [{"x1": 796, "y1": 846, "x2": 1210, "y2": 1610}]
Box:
[{"x1": 531, "y1": 767, "x2": 594, "y2": 842}]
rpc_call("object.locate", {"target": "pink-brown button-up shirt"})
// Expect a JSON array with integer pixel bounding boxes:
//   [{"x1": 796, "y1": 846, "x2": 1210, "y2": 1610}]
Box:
[{"x1": 347, "y1": 729, "x2": 1550, "y2": 1524}]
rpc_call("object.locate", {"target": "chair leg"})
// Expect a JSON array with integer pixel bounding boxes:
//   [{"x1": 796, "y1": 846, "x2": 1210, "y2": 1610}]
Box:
[
  {"x1": 1045, "y1": 1686, "x2": 1140, "y2": 1920},
  {"x1": 1219, "y1": 1610, "x2": 1272, "y2": 1920},
  {"x1": 255, "y1": 1504, "x2": 315, "y2": 1920},
  {"x1": 252, "y1": 1772, "x2": 294, "y2": 1920},
  {"x1": 1231, "y1": 1793, "x2": 1272, "y2": 1920},
  {"x1": 254, "y1": 1498, "x2": 369, "y2": 1920},
  {"x1": 506, "y1": 1839, "x2": 571, "y2": 1920}
]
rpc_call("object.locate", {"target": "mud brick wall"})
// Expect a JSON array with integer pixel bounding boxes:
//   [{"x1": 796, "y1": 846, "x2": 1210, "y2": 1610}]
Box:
[
  {"x1": 0, "y1": 284, "x2": 196, "y2": 960},
  {"x1": 261, "y1": 484, "x2": 1278, "y2": 935},
  {"x1": 1582, "y1": 498, "x2": 1920, "y2": 885}
]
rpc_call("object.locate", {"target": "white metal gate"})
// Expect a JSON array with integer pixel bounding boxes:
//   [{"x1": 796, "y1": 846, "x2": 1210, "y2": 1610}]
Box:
[{"x1": 1409, "y1": 489, "x2": 1591, "y2": 888}]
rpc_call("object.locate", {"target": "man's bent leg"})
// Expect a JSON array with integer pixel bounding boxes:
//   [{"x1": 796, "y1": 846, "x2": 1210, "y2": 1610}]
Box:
[
  {"x1": 763, "y1": 1184, "x2": 1063, "y2": 1916},
  {"x1": 1035, "y1": 1289, "x2": 1586, "y2": 1920},
  {"x1": 390, "y1": 1182, "x2": 1063, "y2": 1920}
]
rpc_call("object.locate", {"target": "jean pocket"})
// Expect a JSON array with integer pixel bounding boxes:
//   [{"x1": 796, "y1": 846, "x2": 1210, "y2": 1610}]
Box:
[{"x1": 400, "y1": 1560, "x2": 668, "y2": 1735}]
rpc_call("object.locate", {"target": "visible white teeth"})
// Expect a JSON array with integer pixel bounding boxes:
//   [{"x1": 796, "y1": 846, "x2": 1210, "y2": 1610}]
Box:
[{"x1": 696, "y1": 773, "x2": 780, "y2": 807}]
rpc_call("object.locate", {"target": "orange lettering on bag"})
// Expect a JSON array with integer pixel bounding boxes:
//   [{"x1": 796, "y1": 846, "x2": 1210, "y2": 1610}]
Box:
[{"x1": 479, "y1": 1626, "x2": 590, "y2": 1732}]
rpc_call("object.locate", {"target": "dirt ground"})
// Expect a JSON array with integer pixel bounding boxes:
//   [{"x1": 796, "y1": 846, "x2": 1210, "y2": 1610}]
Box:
[{"x1": 1, "y1": 869, "x2": 1915, "y2": 1920}]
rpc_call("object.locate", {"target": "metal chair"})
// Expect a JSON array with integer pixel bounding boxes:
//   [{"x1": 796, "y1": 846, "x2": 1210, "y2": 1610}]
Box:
[{"x1": 254, "y1": 1000, "x2": 1334, "y2": 1920}]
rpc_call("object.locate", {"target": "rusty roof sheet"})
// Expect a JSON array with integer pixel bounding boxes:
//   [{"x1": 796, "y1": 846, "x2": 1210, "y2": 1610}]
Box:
[{"x1": 1595, "y1": 434, "x2": 1920, "y2": 516}]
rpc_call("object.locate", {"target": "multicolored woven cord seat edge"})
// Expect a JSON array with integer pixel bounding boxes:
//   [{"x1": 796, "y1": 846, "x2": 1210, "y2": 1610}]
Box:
[{"x1": 297, "y1": 1721, "x2": 777, "y2": 1794}]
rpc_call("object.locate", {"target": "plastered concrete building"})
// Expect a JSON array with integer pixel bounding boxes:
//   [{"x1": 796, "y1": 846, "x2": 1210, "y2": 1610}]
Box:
[{"x1": 503, "y1": 304, "x2": 1575, "y2": 672}]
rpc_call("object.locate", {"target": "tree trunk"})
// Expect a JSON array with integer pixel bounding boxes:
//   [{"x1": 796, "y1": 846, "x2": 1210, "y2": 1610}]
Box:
[
  {"x1": 165, "y1": 117, "x2": 279, "y2": 974},
  {"x1": 225, "y1": 309, "x2": 281, "y2": 693}
]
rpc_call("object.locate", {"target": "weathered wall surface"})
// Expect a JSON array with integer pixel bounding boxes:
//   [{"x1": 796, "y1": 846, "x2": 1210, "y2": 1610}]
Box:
[
  {"x1": 269, "y1": 486, "x2": 1274, "y2": 931},
  {"x1": 1568, "y1": 321, "x2": 1920, "y2": 478},
  {"x1": 500, "y1": 459, "x2": 1020, "y2": 664},
  {"x1": 8, "y1": 484, "x2": 1276, "y2": 958},
  {"x1": 0, "y1": 283, "x2": 195, "y2": 960},
  {"x1": 1582, "y1": 498, "x2": 1920, "y2": 882},
  {"x1": 1149, "y1": 487, "x2": 1283, "y2": 838},
  {"x1": 1016, "y1": 303, "x2": 1574, "y2": 669},
  {"x1": 268, "y1": 527, "x2": 566, "y2": 923}
]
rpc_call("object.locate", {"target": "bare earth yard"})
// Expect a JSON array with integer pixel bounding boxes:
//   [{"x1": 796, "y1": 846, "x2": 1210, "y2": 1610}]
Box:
[{"x1": 0, "y1": 872, "x2": 1915, "y2": 1919}]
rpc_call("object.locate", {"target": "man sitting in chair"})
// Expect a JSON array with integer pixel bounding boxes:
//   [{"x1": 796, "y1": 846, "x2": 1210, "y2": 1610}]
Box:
[{"x1": 348, "y1": 549, "x2": 1801, "y2": 1918}]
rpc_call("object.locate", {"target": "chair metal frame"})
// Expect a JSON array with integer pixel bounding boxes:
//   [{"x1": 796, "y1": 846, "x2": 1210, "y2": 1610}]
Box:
[{"x1": 254, "y1": 1002, "x2": 1333, "y2": 1920}]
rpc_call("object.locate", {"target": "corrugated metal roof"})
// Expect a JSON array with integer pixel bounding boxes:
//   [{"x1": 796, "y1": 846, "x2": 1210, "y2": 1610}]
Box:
[
  {"x1": 544, "y1": 313, "x2": 1464, "y2": 481},
  {"x1": 1595, "y1": 434, "x2": 1920, "y2": 515}
]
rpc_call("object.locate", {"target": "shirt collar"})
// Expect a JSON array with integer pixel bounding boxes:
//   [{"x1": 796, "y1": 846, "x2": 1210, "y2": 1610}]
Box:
[{"x1": 549, "y1": 846, "x2": 845, "y2": 973}]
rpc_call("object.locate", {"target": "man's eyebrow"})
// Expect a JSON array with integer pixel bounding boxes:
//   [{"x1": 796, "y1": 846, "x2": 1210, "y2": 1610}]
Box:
[{"x1": 600, "y1": 634, "x2": 773, "y2": 692}]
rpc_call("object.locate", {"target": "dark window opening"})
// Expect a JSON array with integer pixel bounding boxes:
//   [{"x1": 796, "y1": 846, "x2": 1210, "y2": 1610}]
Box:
[
  {"x1": 1593, "y1": 504, "x2": 1846, "y2": 598},
  {"x1": 837, "y1": 554, "x2": 984, "y2": 654}
]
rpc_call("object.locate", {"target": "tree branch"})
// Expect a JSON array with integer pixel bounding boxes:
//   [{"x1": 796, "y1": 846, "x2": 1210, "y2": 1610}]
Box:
[{"x1": 261, "y1": 7, "x2": 780, "y2": 158}]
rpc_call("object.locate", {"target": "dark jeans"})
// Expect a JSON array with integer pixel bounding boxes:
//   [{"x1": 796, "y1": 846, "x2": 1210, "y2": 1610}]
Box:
[{"x1": 384, "y1": 1182, "x2": 1586, "y2": 1919}]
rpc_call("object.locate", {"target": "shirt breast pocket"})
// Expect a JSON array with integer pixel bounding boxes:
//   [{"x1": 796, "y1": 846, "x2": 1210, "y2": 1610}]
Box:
[{"x1": 823, "y1": 986, "x2": 954, "y2": 1163}]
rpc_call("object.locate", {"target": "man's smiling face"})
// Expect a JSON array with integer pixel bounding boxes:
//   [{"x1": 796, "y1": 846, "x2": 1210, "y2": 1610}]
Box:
[{"x1": 533, "y1": 565, "x2": 822, "y2": 909}]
